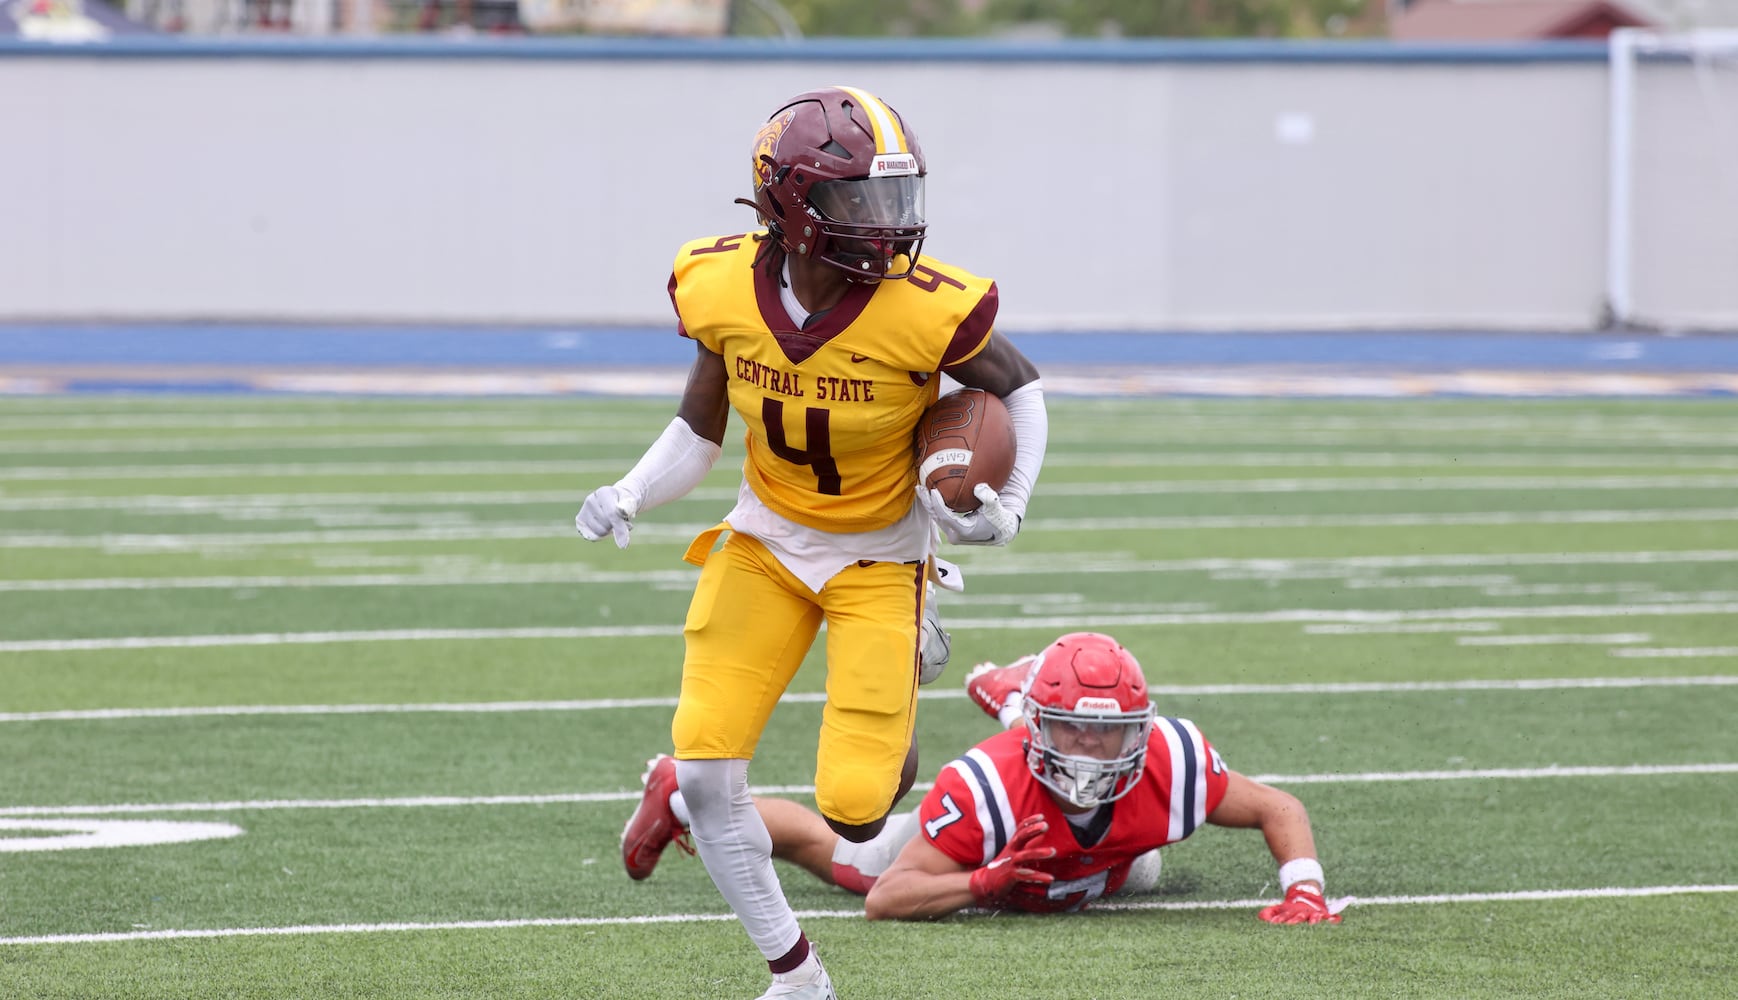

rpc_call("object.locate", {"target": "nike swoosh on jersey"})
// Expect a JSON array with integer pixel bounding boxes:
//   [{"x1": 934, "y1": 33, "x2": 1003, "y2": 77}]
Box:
[{"x1": 850, "y1": 353, "x2": 871, "y2": 363}]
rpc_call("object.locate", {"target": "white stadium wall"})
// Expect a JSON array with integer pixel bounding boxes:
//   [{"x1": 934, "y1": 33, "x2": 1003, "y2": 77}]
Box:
[{"x1": 1, "y1": 38, "x2": 1733, "y2": 332}]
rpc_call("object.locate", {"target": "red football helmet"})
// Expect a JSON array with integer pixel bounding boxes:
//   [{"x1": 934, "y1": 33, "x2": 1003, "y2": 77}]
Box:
[
  {"x1": 1021, "y1": 633, "x2": 1155, "y2": 809},
  {"x1": 740, "y1": 85, "x2": 927, "y2": 282}
]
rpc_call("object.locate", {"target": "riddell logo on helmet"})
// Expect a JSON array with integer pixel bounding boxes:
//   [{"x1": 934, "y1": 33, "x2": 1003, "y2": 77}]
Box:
[
  {"x1": 752, "y1": 110, "x2": 796, "y2": 190},
  {"x1": 871, "y1": 154, "x2": 918, "y2": 177},
  {"x1": 1073, "y1": 697, "x2": 1123, "y2": 712}
]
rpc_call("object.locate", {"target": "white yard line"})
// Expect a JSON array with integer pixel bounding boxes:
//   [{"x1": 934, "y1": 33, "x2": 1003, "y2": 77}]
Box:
[
  {"x1": 3, "y1": 549, "x2": 1733, "y2": 593},
  {"x1": 7, "y1": 450, "x2": 1738, "y2": 481},
  {"x1": 1037, "y1": 474, "x2": 1738, "y2": 496},
  {"x1": 8, "y1": 508, "x2": 1738, "y2": 549},
  {"x1": 1612, "y1": 647, "x2": 1738, "y2": 658},
  {"x1": 1040, "y1": 451, "x2": 1738, "y2": 470},
  {"x1": 0, "y1": 490, "x2": 601, "y2": 512},
  {"x1": 1095, "y1": 883, "x2": 1738, "y2": 914},
  {"x1": 0, "y1": 568, "x2": 701, "y2": 593},
  {"x1": 9, "y1": 474, "x2": 1738, "y2": 510},
  {"x1": 0, "y1": 431, "x2": 636, "y2": 455},
  {"x1": 1304, "y1": 623, "x2": 1500, "y2": 634},
  {"x1": 0, "y1": 412, "x2": 614, "y2": 432},
  {"x1": 7, "y1": 602, "x2": 1738, "y2": 654},
  {"x1": 0, "y1": 626, "x2": 684, "y2": 653},
  {"x1": 2, "y1": 884, "x2": 1735, "y2": 946},
  {"x1": 1036, "y1": 509, "x2": 1738, "y2": 532},
  {"x1": 1, "y1": 763, "x2": 1733, "y2": 818},
  {"x1": 1250, "y1": 763, "x2": 1738, "y2": 784},
  {"x1": 5, "y1": 675, "x2": 1733, "y2": 724},
  {"x1": 0, "y1": 460, "x2": 630, "y2": 482},
  {"x1": 1457, "y1": 633, "x2": 1652, "y2": 646},
  {"x1": 9, "y1": 421, "x2": 1738, "y2": 452}
]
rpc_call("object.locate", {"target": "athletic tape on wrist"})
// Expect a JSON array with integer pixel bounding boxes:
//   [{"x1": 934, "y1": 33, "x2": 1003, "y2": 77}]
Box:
[{"x1": 1278, "y1": 857, "x2": 1325, "y2": 893}]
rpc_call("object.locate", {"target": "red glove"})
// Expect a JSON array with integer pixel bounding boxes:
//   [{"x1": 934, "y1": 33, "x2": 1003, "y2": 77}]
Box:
[
  {"x1": 968, "y1": 814, "x2": 1056, "y2": 908},
  {"x1": 1258, "y1": 884, "x2": 1342, "y2": 925}
]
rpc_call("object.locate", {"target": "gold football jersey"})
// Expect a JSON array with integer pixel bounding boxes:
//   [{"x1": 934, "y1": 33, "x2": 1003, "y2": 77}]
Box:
[{"x1": 670, "y1": 234, "x2": 997, "y2": 532}]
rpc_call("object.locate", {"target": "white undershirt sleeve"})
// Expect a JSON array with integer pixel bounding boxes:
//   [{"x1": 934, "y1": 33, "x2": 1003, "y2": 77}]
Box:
[
  {"x1": 997, "y1": 379, "x2": 1047, "y2": 522},
  {"x1": 614, "y1": 416, "x2": 723, "y2": 514}
]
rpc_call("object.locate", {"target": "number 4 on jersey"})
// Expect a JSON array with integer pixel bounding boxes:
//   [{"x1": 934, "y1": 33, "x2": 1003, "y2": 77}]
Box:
[{"x1": 762, "y1": 398, "x2": 842, "y2": 495}]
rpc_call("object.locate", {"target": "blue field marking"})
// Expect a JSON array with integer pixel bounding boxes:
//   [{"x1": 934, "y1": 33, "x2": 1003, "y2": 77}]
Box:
[
  {"x1": 4, "y1": 324, "x2": 1738, "y2": 397},
  {"x1": 6, "y1": 324, "x2": 1738, "y2": 371},
  {"x1": 0, "y1": 324, "x2": 692, "y2": 367}
]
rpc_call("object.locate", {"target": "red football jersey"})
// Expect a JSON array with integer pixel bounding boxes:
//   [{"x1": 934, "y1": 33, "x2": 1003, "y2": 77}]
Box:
[{"x1": 919, "y1": 719, "x2": 1229, "y2": 912}]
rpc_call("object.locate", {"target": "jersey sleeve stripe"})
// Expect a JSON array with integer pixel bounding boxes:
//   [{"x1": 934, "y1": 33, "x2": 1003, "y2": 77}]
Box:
[
  {"x1": 1177, "y1": 717, "x2": 1211, "y2": 833},
  {"x1": 1156, "y1": 716, "x2": 1209, "y2": 840},
  {"x1": 938, "y1": 283, "x2": 998, "y2": 369},
  {"x1": 1155, "y1": 718, "x2": 1187, "y2": 842},
  {"x1": 1160, "y1": 716, "x2": 1202, "y2": 841},
  {"x1": 956, "y1": 748, "x2": 1016, "y2": 861},
  {"x1": 942, "y1": 759, "x2": 996, "y2": 862}
]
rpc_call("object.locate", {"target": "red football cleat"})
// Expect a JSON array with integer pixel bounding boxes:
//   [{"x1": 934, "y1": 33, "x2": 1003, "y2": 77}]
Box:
[
  {"x1": 964, "y1": 654, "x2": 1040, "y2": 720},
  {"x1": 621, "y1": 754, "x2": 694, "y2": 881}
]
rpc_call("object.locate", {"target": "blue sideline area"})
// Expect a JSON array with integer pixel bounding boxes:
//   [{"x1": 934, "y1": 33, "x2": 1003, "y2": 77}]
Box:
[{"x1": 3, "y1": 324, "x2": 1737, "y2": 397}]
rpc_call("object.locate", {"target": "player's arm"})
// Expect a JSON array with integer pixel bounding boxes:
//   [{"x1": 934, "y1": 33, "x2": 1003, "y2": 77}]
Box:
[
  {"x1": 865, "y1": 812, "x2": 1054, "y2": 921},
  {"x1": 863, "y1": 831, "x2": 981, "y2": 921},
  {"x1": 945, "y1": 331, "x2": 1039, "y2": 398},
  {"x1": 575, "y1": 343, "x2": 727, "y2": 547},
  {"x1": 1205, "y1": 770, "x2": 1321, "y2": 879},
  {"x1": 673, "y1": 342, "x2": 729, "y2": 444},
  {"x1": 1206, "y1": 770, "x2": 1342, "y2": 924},
  {"x1": 922, "y1": 334, "x2": 1048, "y2": 545}
]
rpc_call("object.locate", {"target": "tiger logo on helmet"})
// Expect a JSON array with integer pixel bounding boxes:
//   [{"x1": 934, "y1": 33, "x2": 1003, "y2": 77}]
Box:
[{"x1": 751, "y1": 110, "x2": 795, "y2": 193}]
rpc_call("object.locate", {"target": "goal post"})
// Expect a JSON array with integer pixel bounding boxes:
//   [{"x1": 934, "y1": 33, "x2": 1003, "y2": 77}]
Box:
[{"x1": 1606, "y1": 28, "x2": 1738, "y2": 330}]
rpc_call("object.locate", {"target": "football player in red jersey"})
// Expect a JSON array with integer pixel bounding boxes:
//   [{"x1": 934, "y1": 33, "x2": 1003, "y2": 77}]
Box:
[
  {"x1": 623, "y1": 632, "x2": 1346, "y2": 927},
  {"x1": 577, "y1": 86, "x2": 1047, "y2": 1000}
]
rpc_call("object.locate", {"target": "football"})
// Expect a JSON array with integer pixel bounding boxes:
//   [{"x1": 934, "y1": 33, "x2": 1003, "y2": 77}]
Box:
[{"x1": 914, "y1": 388, "x2": 1017, "y2": 513}]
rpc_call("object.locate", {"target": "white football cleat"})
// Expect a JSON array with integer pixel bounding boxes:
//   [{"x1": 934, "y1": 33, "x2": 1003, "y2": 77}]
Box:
[{"x1": 755, "y1": 950, "x2": 837, "y2": 1000}]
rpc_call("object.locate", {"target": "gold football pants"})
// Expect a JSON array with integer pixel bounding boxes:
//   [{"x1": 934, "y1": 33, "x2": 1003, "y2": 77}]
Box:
[{"x1": 672, "y1": 529, "x2": 925, "y2": 827}]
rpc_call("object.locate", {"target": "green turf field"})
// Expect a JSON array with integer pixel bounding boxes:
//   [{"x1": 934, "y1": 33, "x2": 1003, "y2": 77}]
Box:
[{"x1": 1, "y1": 394, "x2": 1734, "y2": 999}]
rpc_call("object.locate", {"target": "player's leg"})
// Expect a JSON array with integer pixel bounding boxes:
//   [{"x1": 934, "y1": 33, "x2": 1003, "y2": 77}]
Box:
[
  {"x1": 828, "y1": 807, "x2": 922, "y2": 895},
  {"x1": 753, "y1": 797, "x2": 842, "y2": 885},
  {"x1": 669, "y1": 533, "x2": 826, "y2": 986},
  {"x1": 626, "y1": 770, "x2": 861, "y2": 893},
  {"x1": 964, "y1": 651, "x2": 1042, "y2": 728},
  {"x1": 812, "y1": 559, "x2": 926, "y2": 842},
  {"x1": 732, "y1": 796, "x2": 922, "y2": 896}
]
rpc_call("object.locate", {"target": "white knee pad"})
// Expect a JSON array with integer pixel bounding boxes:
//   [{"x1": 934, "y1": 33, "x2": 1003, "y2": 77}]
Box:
[
  {"x1": 830, "y1": 808, "x2": 921, "y2": 884},
  {"x1": 1119, "y1": 848, "x2": 1164, "y2": 895}
]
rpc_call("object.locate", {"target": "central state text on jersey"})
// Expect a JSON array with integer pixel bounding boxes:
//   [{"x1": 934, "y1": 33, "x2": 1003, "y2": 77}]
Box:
[
  {"x1": 735, "y1": 356, "x2": 806, "y2": 397},
  {"x1": 735, "y1": 356, "x2": 878, "y2": 403}
]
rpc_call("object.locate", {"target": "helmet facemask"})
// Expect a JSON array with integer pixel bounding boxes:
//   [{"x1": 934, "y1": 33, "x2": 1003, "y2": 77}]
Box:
[
  {"x1": 808, "y1": 175, "x2": 927, "y2": 280},
  {"x1": 1023, "y1": 697, "x2": 1154, "y2": 809}
]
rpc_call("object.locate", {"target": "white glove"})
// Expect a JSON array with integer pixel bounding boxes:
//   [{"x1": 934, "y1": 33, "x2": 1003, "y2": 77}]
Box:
[
  {"x1": 916, "y1": 483, "x2": 1019, "y2": 547},
  {"x1": 575, "y1": 485, "x2": 640, "y2": 549}
]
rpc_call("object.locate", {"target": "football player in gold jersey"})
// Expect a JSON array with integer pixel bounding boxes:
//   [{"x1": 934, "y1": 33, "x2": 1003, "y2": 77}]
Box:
[{"x1": 576, "y1": 85, "x2": 1048, "y2": 1000}]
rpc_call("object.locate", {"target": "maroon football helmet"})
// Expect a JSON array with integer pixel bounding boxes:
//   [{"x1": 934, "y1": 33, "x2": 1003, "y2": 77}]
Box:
[
  {"x1": 1021, "y1": 633, "x2": 1156, "y2": 808},
  {"x1": 740, "y1": 85, "x2": 927, "y2": 281}
]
